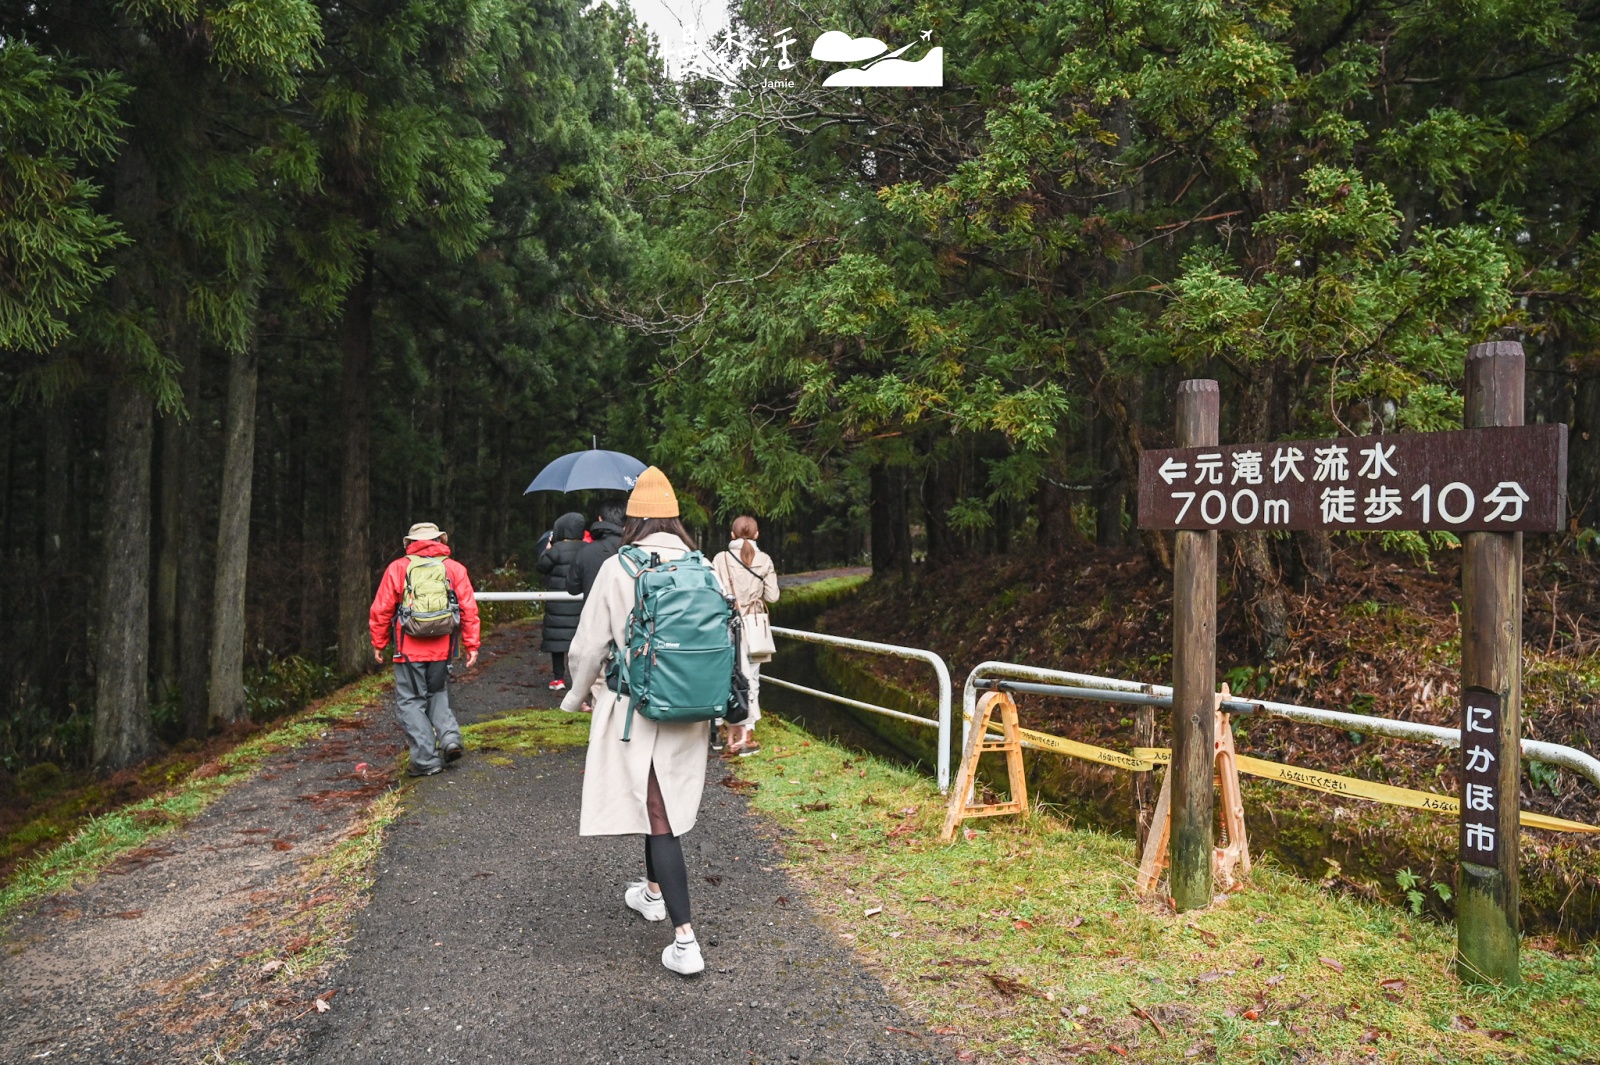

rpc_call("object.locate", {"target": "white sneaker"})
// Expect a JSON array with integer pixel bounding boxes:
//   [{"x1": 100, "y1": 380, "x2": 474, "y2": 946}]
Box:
[
  {"x1": 625, "y1": 881, "x2": 666, "y2": 922},
  {"x1": 662, "y1": 936, "x2": 704, "y2": 976}
]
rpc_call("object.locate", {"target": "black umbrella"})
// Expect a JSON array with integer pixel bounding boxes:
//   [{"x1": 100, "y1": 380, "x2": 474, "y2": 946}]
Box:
[{"x1": 524, "y1": 448, "x2": 647, "y2": 494}]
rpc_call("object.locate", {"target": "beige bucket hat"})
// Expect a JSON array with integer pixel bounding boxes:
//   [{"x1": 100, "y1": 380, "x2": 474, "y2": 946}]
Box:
[{"x1": 404, "y1": 521, "x2": 444, "y2": 542}]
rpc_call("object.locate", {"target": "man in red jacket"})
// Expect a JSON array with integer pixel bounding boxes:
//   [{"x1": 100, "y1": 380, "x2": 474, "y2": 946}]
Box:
[{"x1": 369, "y1": 522, "x2": 481, "y2": 776}]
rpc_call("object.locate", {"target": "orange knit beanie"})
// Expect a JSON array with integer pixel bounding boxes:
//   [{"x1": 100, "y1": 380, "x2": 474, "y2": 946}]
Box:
[{"x1": 627, "y1": 466, "x2": 679, "y2": 518}]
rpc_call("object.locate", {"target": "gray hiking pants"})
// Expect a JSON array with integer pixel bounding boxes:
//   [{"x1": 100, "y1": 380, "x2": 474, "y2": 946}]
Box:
[{"x1": 394, "y1": 661, "x2": 461, "y2": 773}]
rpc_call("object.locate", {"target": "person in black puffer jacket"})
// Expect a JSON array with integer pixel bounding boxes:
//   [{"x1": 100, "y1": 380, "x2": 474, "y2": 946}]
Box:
[
  {"x1": 565, "y1": 501, "x2": 626, "y2": 599},
  {"x1": 536, "y1": 511, "x2": 587, "y2": 691}
]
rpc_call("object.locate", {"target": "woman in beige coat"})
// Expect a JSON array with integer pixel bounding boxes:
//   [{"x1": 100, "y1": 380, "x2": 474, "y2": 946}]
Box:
[
  {"x1": 559, "y1": 467, "x2": 718, "y2": 976},
  {"x1": 712, "y1": 516, "x2": 779, "y2": 756}
]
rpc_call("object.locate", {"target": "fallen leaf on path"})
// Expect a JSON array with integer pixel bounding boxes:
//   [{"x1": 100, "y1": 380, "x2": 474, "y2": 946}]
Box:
[
  {"x1": 1485, "y1": 1030, "x2": 1515, "y2": 1041},
  {"x1": 885, "y1": 1026, "x2": 922, "y2": 1038},
  {"x1": 776, "y1": 896, "x2": 789, "y2": 906},
  {"x1": 800, "y1": 801, "x2": 831, "y2": 812},
  {"x1": 261, "y1": 960, "x2": 284, "y2": 975},
  {"x1": 315, "y1": 998, "x2": 330, "y2": 1013},
  {"x1": 1357, "y1": 1027, "x2": 1380, "y2": 1044},
  {"x1": 956, "y1": 1052, "x2": 976, "y2": 1062},
  {"x1": 864, "y1": 906, "x2": 883, "y2": 917},
  {"x1": 271, "y1": 840, "x2": 294, "y2": 851},
  {"x1": 1194, "y1": 970, "x2": 1224, "y2": 983},
  {"x1": 1452, "y1": 1015, "x2": 1479, "y2": 1031},
  {"x1": 1013, "y1": 918, "x2": 1034, "y2": 930},
  {"x1": 703, "y1": 874, "x2": 724, "y2": 886},
  {"x1": 963, "y1": 829, "x2": 977, "y2": 841},
  {"x1": 931, "y1": 1026, "x2": 959, "y2": 1035},
  {"x1": 1266, "y1": 974, "x2": 1285, "y2": 986},
  {"x1": 1108, "y1": 1045, "x2": 1129, "y2": 1057},
  {"x1": 1318, "y1": 957, "x2": 1345, "y2": 973}
]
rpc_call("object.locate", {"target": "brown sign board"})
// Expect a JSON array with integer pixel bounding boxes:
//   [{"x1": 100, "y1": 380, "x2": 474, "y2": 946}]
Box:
[
  {"x1": 1458, "y1": 686, "x2": 1504, "y2": 869},
  {"x1": 1137, "y1": 425, "x2": 1567, "y2": 532}
]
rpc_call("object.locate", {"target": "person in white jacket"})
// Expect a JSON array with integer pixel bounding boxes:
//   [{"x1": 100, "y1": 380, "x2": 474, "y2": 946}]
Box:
[
  {"x1": 558, "y1": 466, "x2": 717, "y2": 976},
  {"x1": 712, "y1": 516, "x2": 779, "y2": 756}
]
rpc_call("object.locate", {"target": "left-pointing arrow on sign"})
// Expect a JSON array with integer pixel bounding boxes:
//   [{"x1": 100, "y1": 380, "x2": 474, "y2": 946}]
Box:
[{"x1": 1159, "y1": 457, "x2": 1188, "y2": 484}]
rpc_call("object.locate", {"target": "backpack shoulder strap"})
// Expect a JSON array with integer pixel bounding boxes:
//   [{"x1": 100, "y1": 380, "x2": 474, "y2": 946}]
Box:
[{"x1": 617, "y1": 544, "x2": 649, "y2": 578}]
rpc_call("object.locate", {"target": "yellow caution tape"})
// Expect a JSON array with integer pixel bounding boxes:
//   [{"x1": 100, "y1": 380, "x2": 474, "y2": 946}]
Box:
[
  {"x1": 1128, "y1": 746, "x2": 1598, "y2": 835},
  {"x1": 971, "y1": 715, "x2": 1598, "y2": 833},
  {"x1": 979, "y1": 722, "x2": 1155, "y2": 772}
]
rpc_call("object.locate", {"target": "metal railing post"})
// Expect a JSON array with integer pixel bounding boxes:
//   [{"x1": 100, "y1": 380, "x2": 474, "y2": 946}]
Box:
[{"x1": 769, "y1": 626, "x2": 953, "y2": 792}]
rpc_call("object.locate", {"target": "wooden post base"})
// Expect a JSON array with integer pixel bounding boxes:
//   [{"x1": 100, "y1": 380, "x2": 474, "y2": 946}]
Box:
[
  {"x1": 1136, "y1": 685, "x2": 1251, "y2": 897},
  {"x1": 940, "y1": 692, "x2": 1029, "y2": 842}
]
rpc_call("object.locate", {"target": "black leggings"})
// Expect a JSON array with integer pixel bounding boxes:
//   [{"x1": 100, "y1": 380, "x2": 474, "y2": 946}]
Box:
[
  {"x1": 644, "y1": 834, "x2": 691, "y2": 927},
  {"x1": 644, "y1": 765, "x2": 691, "y2": 927},
  {"x1": 551, "y1": 652, "x2": 567, "y2": 682}
]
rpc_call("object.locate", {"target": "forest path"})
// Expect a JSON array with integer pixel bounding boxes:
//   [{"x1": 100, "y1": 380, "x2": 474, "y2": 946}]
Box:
[{"x1": 301, "y1": 614, "x2": 947, "y2": 1065}]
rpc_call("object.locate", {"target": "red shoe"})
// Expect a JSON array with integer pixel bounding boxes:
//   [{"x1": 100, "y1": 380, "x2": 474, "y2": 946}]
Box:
[{"x1": 548, "y1": 678, "x2": 568, "y2": 692}]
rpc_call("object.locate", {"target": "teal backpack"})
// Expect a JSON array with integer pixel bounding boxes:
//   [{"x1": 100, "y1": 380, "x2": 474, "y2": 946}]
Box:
[{"x1": 609, "y1": 545, "x2": 743, "y2": 741}]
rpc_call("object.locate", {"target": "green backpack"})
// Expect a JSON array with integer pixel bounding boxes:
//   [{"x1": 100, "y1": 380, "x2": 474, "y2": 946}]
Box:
[
  {"x1": 398, "y1": 555, "x2": 460, "y2": 638},
  {"x1": 610, "y1": 545, "x2": 741, "y2": 741}
]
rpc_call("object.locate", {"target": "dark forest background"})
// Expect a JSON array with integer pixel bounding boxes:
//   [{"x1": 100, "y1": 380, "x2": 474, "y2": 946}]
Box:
[{"x1": 6, "y1": 0, "x2": 1600, "y2": 776}]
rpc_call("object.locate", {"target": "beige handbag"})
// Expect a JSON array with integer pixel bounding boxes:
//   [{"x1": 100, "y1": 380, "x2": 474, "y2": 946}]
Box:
[{"x1": 742, "y1": 603, "x2": 776, "y2": 662}]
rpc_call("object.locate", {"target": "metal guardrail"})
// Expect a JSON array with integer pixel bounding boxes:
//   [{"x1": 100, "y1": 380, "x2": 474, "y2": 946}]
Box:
[
  {"x1": 473, "y1": 591, "x2": 583, "y2": 601},
  {"x1": 768, "y1": 626, "x2": 953, "y2": 793},
  {"x1": 964, "y1": 661, "x2": 1600, "y2": 792}
]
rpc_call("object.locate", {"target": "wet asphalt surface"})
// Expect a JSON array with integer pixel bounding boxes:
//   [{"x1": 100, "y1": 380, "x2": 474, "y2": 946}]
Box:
[{"x1": 302, "y1": 622, "x2": 948, "y2": 1065}]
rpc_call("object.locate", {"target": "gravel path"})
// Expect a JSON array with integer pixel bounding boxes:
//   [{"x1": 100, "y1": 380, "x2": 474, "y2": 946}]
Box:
[
  {"x1": 0, "y1": 606, "x2": 947, "y2": 1064},
  {"x1": 304, "y1": 620, "x2": 948, "y2": 1065}
]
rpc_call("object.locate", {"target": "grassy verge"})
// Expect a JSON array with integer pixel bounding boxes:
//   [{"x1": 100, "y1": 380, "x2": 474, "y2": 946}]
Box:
[
  {"x1": 783, "y1": 573, "x2": 869, "y2": 604},
  {"x1": 734, "y1": 715, "x2": 1600, "y2": 1064},
  {"x1": 0, "y1": 673, "x2": 391, "y2": 922}
]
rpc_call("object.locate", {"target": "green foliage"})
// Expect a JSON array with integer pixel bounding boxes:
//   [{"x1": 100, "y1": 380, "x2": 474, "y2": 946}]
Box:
[
  {"x1": 244, "y1": 654, "x2": 341, "y2": 722},
  {"x1": 0, "y1": 44, "x2": 127, "y2": 358},
  {"x1": 622, "y1": 0, "x2": 1600, "y2": 555}
]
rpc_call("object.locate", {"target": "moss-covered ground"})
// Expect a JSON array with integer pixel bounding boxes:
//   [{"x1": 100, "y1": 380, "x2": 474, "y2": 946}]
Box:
[
  {"x1": 461, "y1": 707, "x2": 592, "y2": 763},
  {"x1": 733, "y1": 714, "x2": 1600, "y2": 1064}
]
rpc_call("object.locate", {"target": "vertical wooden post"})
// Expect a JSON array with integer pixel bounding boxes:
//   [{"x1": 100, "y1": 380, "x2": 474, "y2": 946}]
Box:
[
  {"x1": 1457, "y1": 342, "x2": 1523, "y2": 985},
  {"x1": 1170, "y1": 379, "x2": 1218, "y2": 911}
]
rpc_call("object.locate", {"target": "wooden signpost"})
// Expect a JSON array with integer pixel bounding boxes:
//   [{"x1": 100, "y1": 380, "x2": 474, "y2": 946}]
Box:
[{"x1": 1137, "y1": 341, "x2": 1564, "y2": 986}]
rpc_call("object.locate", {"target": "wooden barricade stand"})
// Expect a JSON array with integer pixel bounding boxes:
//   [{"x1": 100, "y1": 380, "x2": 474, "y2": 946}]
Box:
[
  {"x1": 940, "y1": 692, "x2": 1029, "y2": 843},
  {"x1": 1136, "y1": 684, "x2": 1251, "y2": 896}
]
